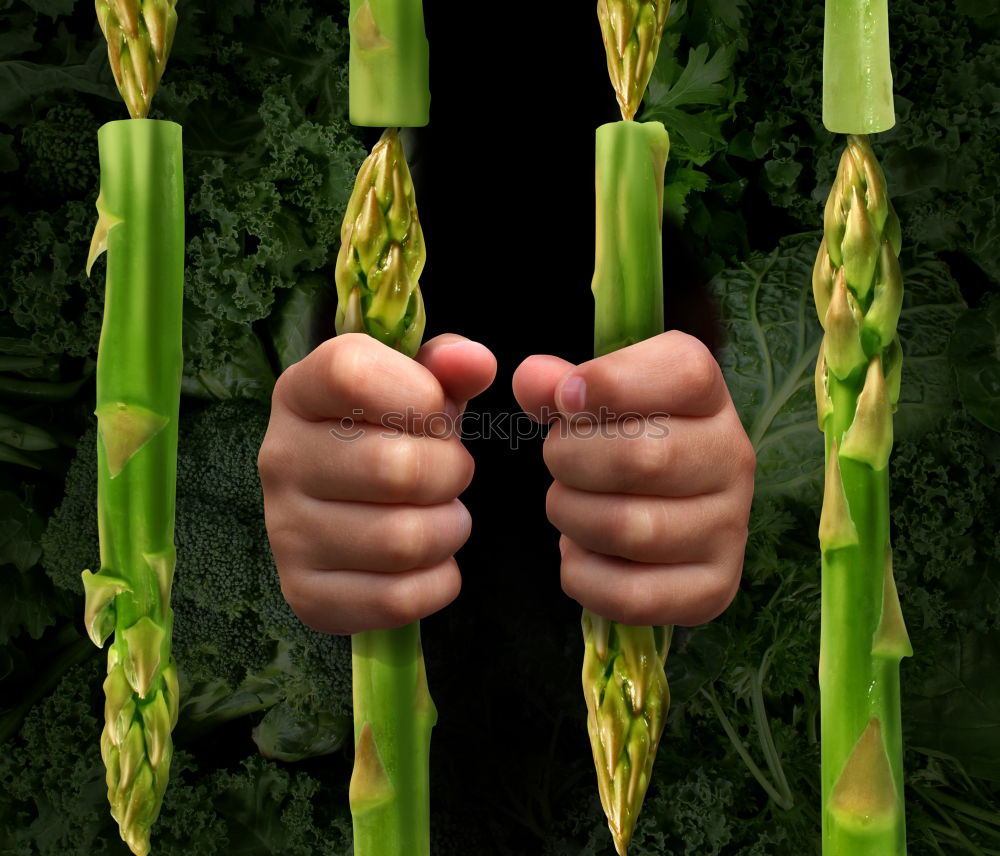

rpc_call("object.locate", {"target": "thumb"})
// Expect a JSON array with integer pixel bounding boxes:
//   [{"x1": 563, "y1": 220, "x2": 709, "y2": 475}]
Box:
[
  {"x1": 512, "y1": 354, "x2": 578, "y2": 423},
  {"x1": 415, "y1": 334, "x2": 497, "y2": 412}
]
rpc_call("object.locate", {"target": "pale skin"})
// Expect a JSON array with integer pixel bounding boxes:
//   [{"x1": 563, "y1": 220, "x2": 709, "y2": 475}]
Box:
[{"x1": 258, "y1": 330, "x2": 755, "y2": 635}]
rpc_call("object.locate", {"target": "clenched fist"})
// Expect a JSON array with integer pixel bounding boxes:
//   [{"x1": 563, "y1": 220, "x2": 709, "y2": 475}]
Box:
[
  {"x1": 513, "y1": 331, "x2": 755, "y2": 626},
  {"x1": 258, "y1": 333, "x2": 496, "y2": 635}
]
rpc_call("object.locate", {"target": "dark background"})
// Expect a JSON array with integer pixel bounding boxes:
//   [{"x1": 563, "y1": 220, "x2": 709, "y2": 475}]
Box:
[{"x1": 1, "y1": 0, "x2": 997, "y2": 853}]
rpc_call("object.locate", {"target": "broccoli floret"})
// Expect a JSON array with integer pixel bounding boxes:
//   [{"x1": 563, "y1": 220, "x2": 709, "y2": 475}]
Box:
[
  {"x1": 20, "y1": 104, "x2": 100, "y2": 199},
  {"x1": 41, "y1": 398, "x2": 353, "y2": 758}
]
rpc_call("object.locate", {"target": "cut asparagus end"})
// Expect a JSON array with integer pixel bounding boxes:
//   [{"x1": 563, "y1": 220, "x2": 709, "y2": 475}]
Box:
[
  {"x1": 96, "y1": 0, "x2": 178, "y2": 118},
  {"x1": 822, "y1": 0, "x2": 895, "y2": 133},
  {"x1": 349, "y1": 0, "x2": 430, "y2": 127},
  {"x1": 592, "y1": 120, "x2": 669, "y2": 357}
]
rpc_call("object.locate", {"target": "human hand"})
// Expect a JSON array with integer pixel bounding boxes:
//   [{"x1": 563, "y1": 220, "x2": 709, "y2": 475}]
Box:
[
  {"x1": 258, "y1": 333, "x2": 496, "y2": 634},
  {"x1": 513, "y1": 331, "x2": 755, "y2": 626}
]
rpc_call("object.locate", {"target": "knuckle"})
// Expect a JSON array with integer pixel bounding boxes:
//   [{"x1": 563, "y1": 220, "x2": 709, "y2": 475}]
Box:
[
  {"x1": 671, "y1": 332, "x2": 720, "y2": 394},
  {"x1": 376, "y1": 576, "x2": 425, "y2": 627},
  {"x1": 452, "y1": 444, "x2": 476, "y2": 497},
  {"x1": 372, "y1": 436, "x2": 422, "y2": 501},
  {"x1": 688, "y1": 562, "x2": 742, "y2": 625},
  {"x1": 322, "y1": 335, "x2": 370, "y2": 403},
  {"x1": 544, "y1": 481, "x2": 564, "y2": 529},
  {"x1": 257, "y1": 433, "x2": 295, "y2": 487},
  {"x1": 738, "y1": 435, "x2": 758, "y2": 481},
  {"x1": 277, "y1": 573, "x2": 327, "y2": 631},
  {"x1": 625, "y1": 434, "x2": 670, "y2": 490},
  {"x1": 263, "y1": 515, "x2": 298, "y2": 561},
  {"x1": 382, "y1": 509, "x2": 427, "y2": 569},
  {"x1": 446, "y1": 501, "x2": 473, "y2": 553}
]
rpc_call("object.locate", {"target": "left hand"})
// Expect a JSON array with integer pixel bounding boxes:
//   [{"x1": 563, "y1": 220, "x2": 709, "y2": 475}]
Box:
[{"x1": 512, "y1": 331, "x2": 755, "y2": 626}]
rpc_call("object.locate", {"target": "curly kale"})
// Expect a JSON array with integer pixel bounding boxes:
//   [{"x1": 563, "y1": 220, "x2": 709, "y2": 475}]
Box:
[
  {"x1": 3, "y1": 200, "x2": 105, "y2": 357},
  {"x1": 892, "y1": 409, "x2": 1000, "y2": 634},
  {"x1": 41, "y1": 399, "x2": 353, "y2": 760},
  {"x1": 739, "y1": 0, "x2": 999, "y2": 285},
  {"x1": 0, "y1": 0, "x2": 363, "y2": 377},
  {"x1": 0, "y1": 658, "x2": 351, "y2": 856}
]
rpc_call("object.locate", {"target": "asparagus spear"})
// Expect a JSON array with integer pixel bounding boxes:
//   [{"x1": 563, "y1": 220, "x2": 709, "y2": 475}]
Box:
[
  {"x1": 586, "y1": 118, "x2": 671, "y2": 856},
  {"x1": 96, "y1": 0, "x2": 178, "y2": 120},
  {"x1": 348, "y1": 0, "x2": 430, "y2": 128},
  {"x1": 335, "y1": 128, "x2": 426, "y2": 357},
  {"x1": 335, "y1": 128, "x2": 435, "y2": 856},
  {"x1": 598, "y1": 0, "x2": 671, "y2": 121},
  {"x1": 341, "y1": 1, "x2": 433, "y2": 850},
  {"x1": 817, "y1": 4, "x2": 906, "y2": 852},
  {"x1": 585, "y1": 7, "x2": 673, "y2": 852},
  {"x1": 814, "y1": 135, "x2": 909, "y2": 856},
  {"x1": 83, "y1": 9, "x2": 183, "y2": 855}
]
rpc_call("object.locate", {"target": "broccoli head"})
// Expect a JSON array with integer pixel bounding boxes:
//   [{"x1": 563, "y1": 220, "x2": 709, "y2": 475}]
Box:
[{"x1": 42, "y1": 398, "x2": 353, "y2": 760}]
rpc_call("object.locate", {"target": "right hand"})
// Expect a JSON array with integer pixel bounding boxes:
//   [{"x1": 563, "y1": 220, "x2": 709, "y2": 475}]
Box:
[{"x1": 258, "y1": 332, "x2": 497, "y2": 635}]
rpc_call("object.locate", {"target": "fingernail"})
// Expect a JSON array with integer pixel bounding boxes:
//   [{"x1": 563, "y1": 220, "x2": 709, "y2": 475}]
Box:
[{"x1": 559, "y1": 375, "x2": 586, "y2": 414}]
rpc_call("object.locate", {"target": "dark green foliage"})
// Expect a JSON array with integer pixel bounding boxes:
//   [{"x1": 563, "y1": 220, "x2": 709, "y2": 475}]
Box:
[
  {"x1": 0, "y1": 0, "x2": 362, "y2": 382},
  {"x1": 0, "y1": 658, "x2": 352, "y2": 856},
  {"x1": 1, "y1": 0, "x2": 997, "y2": 851},
  {"x1": 740, "y1": 0, "x2": 999, "y2": 284},
  {"x1": 41, "y1": 399, "x2": 354, "y2": 742}
]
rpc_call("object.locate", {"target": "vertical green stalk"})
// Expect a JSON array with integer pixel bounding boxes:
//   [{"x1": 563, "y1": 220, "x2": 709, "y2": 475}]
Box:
[
  {"x1": 348, "y1": 0, "x2": 430, "y2": 128},
  {"x1": 823, "y1": 0, "x2": 895, "y2": 133},
  {"x1": 83, "y1": 118, "x2": 184, "y2": 856},
  {"x1": 814, "y1": 134, "x2": 909, "y2": 856},
  {"x1": 586, "y1": 6, "x2": 673, "y2": 854},
  {"x1": 336, "y1": 127, "x2": 433, "y2": 855},
  {"x1": 593, "y1": 120, "x2": 669, "y2": 356},
  {"x1": 585, "y1": 118, "x2": 671, "y2": 856},
  {"x1": 350, "y1": 624, "x2": 436, "y2": 855},
  {"x1": 818, "y1": 0, "x2": 905, "y2": 848}
]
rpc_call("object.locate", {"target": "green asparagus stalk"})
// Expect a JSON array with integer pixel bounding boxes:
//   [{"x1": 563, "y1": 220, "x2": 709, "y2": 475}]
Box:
[
  {"x1": 96, "y1": 0, "x2": 178, "y2": 120},
  {"x1": 814, "y1": 134, "x2": 909, "y2": 856},
  {"x1": 822, "y1": 0, "x2": 895, "y2": 133},
  {"x1": 598, "y1": 0, "x2": 671, "y2": 121},
  {"x1": 83, "y1": 118, "x2": 184, "y2": 856},
  {"x1": 335, "y1": 128, "x2": 435, "y2": 856},
  {"x1": 348, "y1": 0, "x2": 430, "y2": 128},
  {"x1": 584, "y1": 6, "x2": 674, "y2": 853},
  {"x1": 585, "y1": 118, "x2": 671, "y2": 856}
]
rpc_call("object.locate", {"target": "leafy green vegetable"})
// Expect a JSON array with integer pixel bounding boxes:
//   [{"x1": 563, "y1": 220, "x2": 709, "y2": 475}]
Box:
[
  {"x1": 740, "y1": 0, "x2": 1000, "y2": 286},
  {"x1": 42, "y1": 400, "x2": 353, "y2": 755},
  {"x1": 949, "y1": 296, "x2": 1000, "y2": 432},
  {"x1": 710, "y1": 234, "x2": 967, "y2": 504}
]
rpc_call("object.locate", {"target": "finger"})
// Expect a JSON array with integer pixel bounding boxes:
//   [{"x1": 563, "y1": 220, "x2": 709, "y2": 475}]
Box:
[
  {"x1": 276, "y1": 333, "x2": 451, "y2": 434},
  {"x1": 547, "y1": 482, "x2": 746, "y2": 564},
  {"x1": 559, "y1": 537, "x2": 743, "y2": 627},
  {"x1": 542, "y1": 411, "x2": 750, "y2": 497},
  {"x1": 267, "y1": 497, "x2": 471, "y2": 573},
  {"x1": 415, "y1": 334, "x2": 497, "y2": 411},
  {"x1": 511, "y1": 354, "x2": 577, "y2": 422},
  {"x1": 259, "y1": 415, "x2": 474, "y2": 505},
  {"x1": 553, "y1": 331, "x2": 728, "y2": 420},
  {"x1": 279, "y1": 559, "x2": 462, "y2": 635}
]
